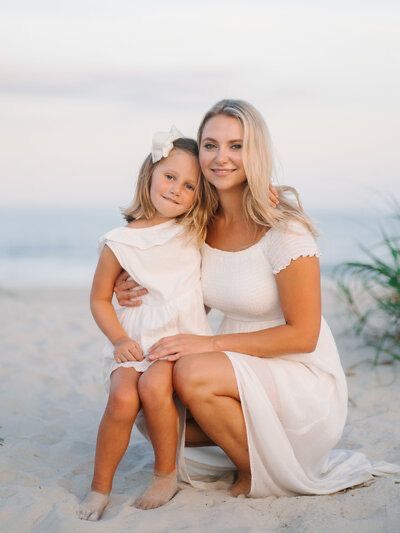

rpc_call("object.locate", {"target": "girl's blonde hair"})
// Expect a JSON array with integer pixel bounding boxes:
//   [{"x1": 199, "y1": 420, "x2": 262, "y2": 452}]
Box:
[
  {"x1": 122, "y1": 138, "x2": 217, "y2": 242},
  {"x1": 197, "y1": 99, "x2": 317, "y2": 235}
]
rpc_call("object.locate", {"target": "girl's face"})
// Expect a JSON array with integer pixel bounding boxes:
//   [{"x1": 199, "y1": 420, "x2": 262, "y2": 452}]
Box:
[
  {"x1": 199, "y1": 114, "x2": 246, "y2": 192},
  {"x1": 150, "y1": 148, "x2": 200, "y2": 219}
]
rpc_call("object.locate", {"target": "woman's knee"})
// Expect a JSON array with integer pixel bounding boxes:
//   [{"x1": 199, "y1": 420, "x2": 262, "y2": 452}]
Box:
[{"x1": 173, "y1": 355, "x2": 210, "y2": 403}]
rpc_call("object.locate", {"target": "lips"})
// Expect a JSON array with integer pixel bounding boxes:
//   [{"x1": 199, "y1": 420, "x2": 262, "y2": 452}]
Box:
[
  {"x1": 162, "y1": 195, "x2": 180, "y2": 205},
  {"x1": 211, "y1": 168, "x2": 235, "y2": 176}
]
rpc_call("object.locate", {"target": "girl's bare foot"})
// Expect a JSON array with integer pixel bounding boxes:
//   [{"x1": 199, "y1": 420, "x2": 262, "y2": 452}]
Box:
[
  {"x1": 230, "y1": 471, "x2": 251, "y2": 497},
  {"x1": 77, "y1": 490, "x2": 110, "y2": 521},
  {"x1": 133, "y1": 470, "x2": 178, "y2": 510}
]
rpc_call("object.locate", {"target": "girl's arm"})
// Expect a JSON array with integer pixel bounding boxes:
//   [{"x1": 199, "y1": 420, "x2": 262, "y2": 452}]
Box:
[
  {"x1": 91, "y1": 246, "x2": 143, "y2": 361},
  {"x1": 148, "y1": 255, "x2": 321, "y2": 360}
]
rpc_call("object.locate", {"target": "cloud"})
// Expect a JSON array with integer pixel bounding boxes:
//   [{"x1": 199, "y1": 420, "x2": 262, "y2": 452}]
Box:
[{"x1": 0, "y1": 63, "x2": 318, "y2": 109}]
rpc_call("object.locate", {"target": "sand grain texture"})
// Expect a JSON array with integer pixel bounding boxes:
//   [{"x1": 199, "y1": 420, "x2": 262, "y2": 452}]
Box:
[{"x1": 0, "y1": 287, "x2": 399, "y2": 532}]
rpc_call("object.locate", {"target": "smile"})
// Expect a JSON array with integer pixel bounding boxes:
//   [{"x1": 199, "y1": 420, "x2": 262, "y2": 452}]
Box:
[
  {"x1": 211, "y1": 169, "x2": 236, "y2": 176},
  {"x1": 162, "y1": 195, "x2": 180, "y2": 205}
]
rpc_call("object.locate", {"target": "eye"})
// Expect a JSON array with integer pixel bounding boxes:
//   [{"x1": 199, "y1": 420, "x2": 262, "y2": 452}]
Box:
[
  {"x1": 185, "y1": 183, "x2": 195, "y2": 191},
  {"x1": 203, "y1": 143, "x2": 216, "y2": 150},
  {"x1": 231, "y1": 144, "x2": 242, "y2": 150},
  {"x1": 165, "y1": 174, "x2": 175, "y2": 180}
]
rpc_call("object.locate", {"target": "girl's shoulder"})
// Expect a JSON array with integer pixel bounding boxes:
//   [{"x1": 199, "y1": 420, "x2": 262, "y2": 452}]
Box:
[{"x1": 98, "y1": 220, "x2": 186, "y2": 252}]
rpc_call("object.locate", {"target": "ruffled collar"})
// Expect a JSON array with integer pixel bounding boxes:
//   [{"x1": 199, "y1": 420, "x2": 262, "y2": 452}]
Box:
[{"x1": 99, "y1": 220, "x2": 185, "y2": 250}]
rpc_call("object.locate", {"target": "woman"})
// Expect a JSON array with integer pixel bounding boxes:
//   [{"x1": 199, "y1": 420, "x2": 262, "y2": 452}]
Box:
[{"x1": 115, "y1": 99, "x2": 396, "y2": 497}]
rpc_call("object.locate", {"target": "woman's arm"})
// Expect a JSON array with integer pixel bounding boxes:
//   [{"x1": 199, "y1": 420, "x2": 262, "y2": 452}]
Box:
[
  {"x1": 214, "y1": 255, "x2": 321, "y2": 357},
  {"x1": 91, "y1": 246, "x2": 143, "y2": 361},
  {"x1": 113, "y1": 271, "x2": 148, "y2": 307},
  {"x1": 148, "y1": 256, "x2": 321, "y2": 360}
]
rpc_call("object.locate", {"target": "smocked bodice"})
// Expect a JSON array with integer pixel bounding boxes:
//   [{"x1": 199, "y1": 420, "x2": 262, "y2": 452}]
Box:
[{"x1": 201, "y1": 220, "x2": 320, "y2": 330}]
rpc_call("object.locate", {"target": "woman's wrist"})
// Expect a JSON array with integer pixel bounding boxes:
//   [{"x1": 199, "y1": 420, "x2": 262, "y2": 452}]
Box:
[
  {"x1": 212, "y1": 334, "x2": 226, "y2": 352},
  {"x1": 212, "y1": 333, "x2": 247, "y2": 354}
]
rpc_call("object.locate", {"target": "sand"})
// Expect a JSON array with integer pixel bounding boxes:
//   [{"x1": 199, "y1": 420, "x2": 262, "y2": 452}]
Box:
[{"x1": 0, "y1": 286, "x2": 399, "y2": 532}]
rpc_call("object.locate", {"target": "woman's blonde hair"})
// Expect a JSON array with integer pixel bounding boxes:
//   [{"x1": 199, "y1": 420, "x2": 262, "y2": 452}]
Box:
[
  {"x1": 122, "y1": 138, "x2": 217, "y2": 242},
  {"x1": 197, "y1": 99, "x2": 317, "y2": 235}
]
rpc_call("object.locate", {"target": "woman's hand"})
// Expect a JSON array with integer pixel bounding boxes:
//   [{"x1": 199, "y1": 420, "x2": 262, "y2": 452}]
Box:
[
  {"x1": 114, "y1": 271, "x2": 148, "y2": 307},
  {"x1": 148, "y1": 334, "x2": 216, "y2": 362},
  {"x1": 269, "y1": 184, "x2": 279, "y2": 207},
  {"x1": 113, "y1": 335, "x2": 144, "y2": 363}
]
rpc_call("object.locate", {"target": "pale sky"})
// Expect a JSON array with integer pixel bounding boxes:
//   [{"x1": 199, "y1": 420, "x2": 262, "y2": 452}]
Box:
[{"x1": 1, "y1": 0, "x2": 399, "y2": 211}]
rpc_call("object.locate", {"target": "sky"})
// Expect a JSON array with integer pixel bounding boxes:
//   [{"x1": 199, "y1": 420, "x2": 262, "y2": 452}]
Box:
[{"x1": 0, "y1": 0, "x2": 399, "y2": 212}]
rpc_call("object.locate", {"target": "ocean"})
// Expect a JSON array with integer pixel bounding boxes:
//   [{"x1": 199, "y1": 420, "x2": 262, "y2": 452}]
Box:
[{"x1": 0, "y1": 207, "x2": 395, "y2": 288}]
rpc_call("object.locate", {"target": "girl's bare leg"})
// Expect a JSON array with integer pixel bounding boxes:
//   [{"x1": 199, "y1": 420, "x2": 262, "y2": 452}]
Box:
[
  {"x1": 173, "y1": 353, "x2": 251, "y2": 496},
  {"x1": 77, "y1": 367, "x2": 140, "y2": 520},
  {"x1": 134, "y1": 361, "x2": 179, "y2": 509}
]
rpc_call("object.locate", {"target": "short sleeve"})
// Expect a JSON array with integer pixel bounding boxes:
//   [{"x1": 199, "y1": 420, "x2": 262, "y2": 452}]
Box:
[{"x1": 263, "y1": 219, "x2": 320, "y2": 274}]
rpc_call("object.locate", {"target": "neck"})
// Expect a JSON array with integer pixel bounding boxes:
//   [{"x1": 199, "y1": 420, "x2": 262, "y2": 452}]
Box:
[
  {"x1": 131, "y1": 214, "x2": 173, "y2": 228},
  {"x1": 216, "y1": 185, "x2": 247, "y2": 224},
  {"x1": 148, "y1": 214, "x2": 174, "y2": 225}
]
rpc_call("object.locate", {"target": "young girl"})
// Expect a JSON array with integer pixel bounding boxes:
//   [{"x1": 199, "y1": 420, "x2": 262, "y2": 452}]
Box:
[{"x1": 77, "y1": 128, "x2": 215, "y2": 520}]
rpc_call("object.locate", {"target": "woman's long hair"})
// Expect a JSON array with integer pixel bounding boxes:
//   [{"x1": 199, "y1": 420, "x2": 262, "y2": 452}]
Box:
[{"x1": 197, "y1": 99, "x2": 317, "y2": 235}]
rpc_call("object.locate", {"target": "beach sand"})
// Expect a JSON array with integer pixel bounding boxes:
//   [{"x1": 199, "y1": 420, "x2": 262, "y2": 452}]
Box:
[{"x1": 1, "y1": 286, "x2": 399, "y2": 532}]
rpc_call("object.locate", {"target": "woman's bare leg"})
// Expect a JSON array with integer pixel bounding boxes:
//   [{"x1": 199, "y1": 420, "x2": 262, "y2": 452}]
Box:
[
  {"x1": 134, "y1": 361, "x2": 179, "y2": 509},
  {"x1": 77, "y1": 367, "x2": 140, "y2": 520},
  {"x1": 173, "y1": 352, "x2": 251, "y2": 496},
  {"x1": 185, "y1": 419, "x2": 215, "y2": 447}
]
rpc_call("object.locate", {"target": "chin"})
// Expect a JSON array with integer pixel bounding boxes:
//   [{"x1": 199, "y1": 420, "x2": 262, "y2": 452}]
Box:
[
  {"x1": 209, "y1": 178, "x2": 245, "y2": 192},
  {"x1": 158, "y1": 209, "x2": 181, "y2": 218},
  {"x1": 154, "y1": 200, "x2": 184, "y2": 218}
]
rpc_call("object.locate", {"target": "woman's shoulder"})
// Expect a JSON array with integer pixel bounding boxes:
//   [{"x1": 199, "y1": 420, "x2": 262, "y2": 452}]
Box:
[
  {"x1": 262, "y1": 218, "x2": 320, "y2": 274},
  {"x1": 266, "y1": 217, "x2": 314, "y2": 237}
]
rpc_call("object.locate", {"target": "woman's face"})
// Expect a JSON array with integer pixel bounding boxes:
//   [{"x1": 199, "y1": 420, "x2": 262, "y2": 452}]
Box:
[{"x1": 199, "y1": 114, "x2": 246, "y2": 192}]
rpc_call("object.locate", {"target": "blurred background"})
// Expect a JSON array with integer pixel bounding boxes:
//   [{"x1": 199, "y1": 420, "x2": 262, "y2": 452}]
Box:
[{"x1": 0, "y1": 0, "x2": 399, "y2": 287}]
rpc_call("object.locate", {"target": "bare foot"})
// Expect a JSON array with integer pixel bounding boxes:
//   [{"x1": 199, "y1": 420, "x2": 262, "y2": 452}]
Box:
[
  {"x1": 133, "y1": 470, "x2": 178, "y2": 510},
  {"x1": 76, "y1": 490, "x2": 110, "y2": 521},
  {"x1": 230, "y1": 471, "x2": 251, "y2": 497}
]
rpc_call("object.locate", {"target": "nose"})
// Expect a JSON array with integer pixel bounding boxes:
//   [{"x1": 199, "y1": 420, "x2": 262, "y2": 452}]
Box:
[
  {"x1": 169, "y1": 182, "x2": 181, "y2": 196},
  {"x1": 214, "y1": 147, "x2": 228, "y2": 165}
]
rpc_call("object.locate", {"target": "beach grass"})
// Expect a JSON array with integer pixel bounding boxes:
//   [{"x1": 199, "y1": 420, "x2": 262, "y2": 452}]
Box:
[{"x1": 335, "y1": 204, "x2": 400, "y2": 364}]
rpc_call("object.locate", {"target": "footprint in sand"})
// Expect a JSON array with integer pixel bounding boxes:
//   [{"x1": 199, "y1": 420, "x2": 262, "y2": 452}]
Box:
[
  {"x1": 70, "y1": 440, "x2": 92, "y2": 456},
  {"x1": 31, "y1": 426, "x2": 66, "y2": 446}
]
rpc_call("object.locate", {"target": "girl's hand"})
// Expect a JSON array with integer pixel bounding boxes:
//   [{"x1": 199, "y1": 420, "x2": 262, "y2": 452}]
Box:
[
  {"x1": 114, "y1": 271, "x2": 148, "y2": 308},
  {"x1": 113, "y1": 336, "x2": 144, "y2": 363},
  {"x1": 148, "y1": 334, "x2": 216, "y2": 362},
  {"x1": 269, "y1": 184, "x2": 279, "y2": 207}
]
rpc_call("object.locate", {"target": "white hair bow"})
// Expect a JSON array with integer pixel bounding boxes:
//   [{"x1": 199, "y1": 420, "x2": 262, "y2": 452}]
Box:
[{"x1": 151, "y1": 125, "x2": 184, "y2": 163}]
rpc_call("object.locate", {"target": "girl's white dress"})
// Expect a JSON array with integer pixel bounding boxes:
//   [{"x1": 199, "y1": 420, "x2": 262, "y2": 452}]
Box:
[
  {"x1": 98, "y1": 220, "x2": 211, "y2": 382},
  {"x1": 177, "y1": 219, "x2": 398, "y2": 496}
]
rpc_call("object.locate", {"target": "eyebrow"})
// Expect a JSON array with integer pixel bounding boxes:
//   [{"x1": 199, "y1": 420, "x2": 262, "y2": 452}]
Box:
[
  {"x1": 164, "y1": 168, "x2": 178, "y2": 175},
  {"x1": 202, "y1": 137, "x2": 243, "y2": 143}
]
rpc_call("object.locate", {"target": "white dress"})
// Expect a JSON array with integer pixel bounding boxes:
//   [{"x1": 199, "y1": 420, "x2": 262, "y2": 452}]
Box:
[
  {"x1": 178, "y1": 219, "x2": 398, "y2": 496},
  {"x1": 98, "y1": 220, "x2": 211, "y2": 382}
]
